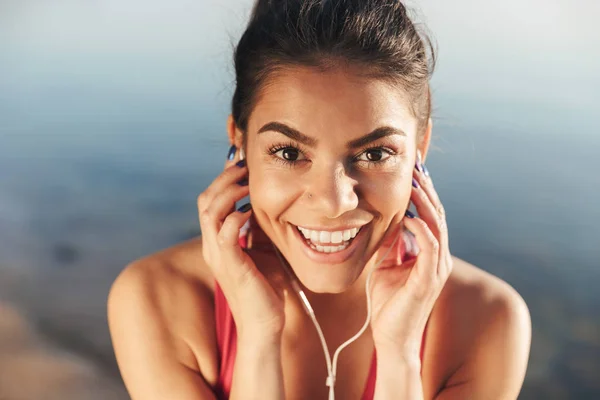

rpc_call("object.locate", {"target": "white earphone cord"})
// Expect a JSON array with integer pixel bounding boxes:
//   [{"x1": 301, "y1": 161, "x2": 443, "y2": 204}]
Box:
[{"x1": 273, "y1": 230, "x2": 402, "y2": 400}]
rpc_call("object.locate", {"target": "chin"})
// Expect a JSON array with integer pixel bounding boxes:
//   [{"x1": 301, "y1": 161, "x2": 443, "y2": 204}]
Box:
[
  {"x1": 285, "y1": 244, "x2": 372, "y2": 294},
  {"x1": 293, "y1": 266, "x2": 361, "y2": 294}
]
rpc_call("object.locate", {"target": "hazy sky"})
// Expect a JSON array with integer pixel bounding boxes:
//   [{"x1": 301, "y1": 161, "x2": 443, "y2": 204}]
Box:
[{"x1": 1, "y1": 0, "x2": 598, "y2": 134}]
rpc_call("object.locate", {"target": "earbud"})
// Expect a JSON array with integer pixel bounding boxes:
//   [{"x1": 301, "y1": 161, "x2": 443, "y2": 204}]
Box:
[{"x1": 239, "y1": 147, "x2": 245, "y2": 161}]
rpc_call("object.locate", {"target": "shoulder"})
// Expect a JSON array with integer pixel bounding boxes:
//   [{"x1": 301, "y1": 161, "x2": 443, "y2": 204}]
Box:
[
  {"x1": 107, "y1": 236, "x2": 216, "y2": 334},
  {"x1": 441, "y1": 256, "x2": 530, "y2": 328},
  {"x1": 426, "y1": 256, "x2": 531, "y2": 399},
  {"x1": 111, "y1": 236, "x2": 216, "y2": 294},
  {"x1": 107, "y1": 236, "x2": 222, "y2": 393}
]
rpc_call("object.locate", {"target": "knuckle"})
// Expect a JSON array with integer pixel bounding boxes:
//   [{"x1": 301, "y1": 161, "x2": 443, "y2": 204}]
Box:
[
  {"x1": 202, "y1": 252, "x2": 213, "y2": 265},
  {"x1": 436, "y1": 217, "x2": 447, "y2": 234},
  {"x1": 216, "y1": 233, "x2": 227, "y2": 246},
  {"x1": 197, "y1": 192, "x2": 208, "y2": 207},
  {"x1": 416, "y1": 217, "x2": 429, "y2": 230},
  {"x1": 200, "y1": 208, "x2": 213, "y2": 222},
  {"x1": 430, "y1": 237, "x2": 440, "y2": 253},
  {"x1": 219, "y1": 217, "x2": 238, "y2": 244},
  {"x1": 438, "y1": 215, "x2": 447, "y2": 229},
  {"x1": 436, "y1": 203, "x2": 445, "y2": 215},
  {"x1": 216, "y1": 227, "x2": 231, "y2": 246}
]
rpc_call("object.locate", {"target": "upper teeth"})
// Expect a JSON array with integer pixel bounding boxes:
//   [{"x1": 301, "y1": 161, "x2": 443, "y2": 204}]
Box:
[{"x1": 297, "y1": 226, "x2": 360, "y2": 244}]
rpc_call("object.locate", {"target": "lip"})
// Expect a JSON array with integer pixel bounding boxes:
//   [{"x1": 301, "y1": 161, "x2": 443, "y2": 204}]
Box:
[
  {"x1": 294, "y1": 224, "x2": 367, "y2": 232},
  {"x1": 290, "y1": 223, "x2": 370, "y2": 264}
]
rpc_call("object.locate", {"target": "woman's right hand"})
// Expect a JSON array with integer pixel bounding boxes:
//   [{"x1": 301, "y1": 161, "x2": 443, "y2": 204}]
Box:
[{"x1": 197, "y1": 155, "x2": 285, "y2": 341}]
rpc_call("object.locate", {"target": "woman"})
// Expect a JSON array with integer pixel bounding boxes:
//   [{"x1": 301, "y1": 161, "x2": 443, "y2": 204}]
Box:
[{"x1": 108, "y1": 0, "x2": 532, "y2": 399}]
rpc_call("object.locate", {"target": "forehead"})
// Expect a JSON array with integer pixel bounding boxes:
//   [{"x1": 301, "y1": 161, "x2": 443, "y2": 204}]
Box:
[{"x1": 248, "y1": 66, "x2": 417, "y2": 139}]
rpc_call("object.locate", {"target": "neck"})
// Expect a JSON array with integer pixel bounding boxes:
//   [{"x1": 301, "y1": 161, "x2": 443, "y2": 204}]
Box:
[
  {"x1": 281, "y1": 258, "x2": 377, "y2": 350},
  {"x1": 304, "y1": 263, "x2": 371, "y2": 316}
]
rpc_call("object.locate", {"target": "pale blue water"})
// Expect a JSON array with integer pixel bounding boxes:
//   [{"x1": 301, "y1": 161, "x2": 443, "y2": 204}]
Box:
[{"x1": 0, "y1": 0, "x2": 599, "y2": 398}]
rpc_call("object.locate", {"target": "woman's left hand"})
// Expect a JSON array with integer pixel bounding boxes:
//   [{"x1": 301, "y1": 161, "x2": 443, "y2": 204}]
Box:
[{"x1": 369, "y1": 155, "x2": 453, "y2": 359}]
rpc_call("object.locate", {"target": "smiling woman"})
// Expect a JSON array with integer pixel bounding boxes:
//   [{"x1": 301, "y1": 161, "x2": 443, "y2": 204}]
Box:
[{"x1": 107, "y1": 1, "x2": 531, "y2": 400}]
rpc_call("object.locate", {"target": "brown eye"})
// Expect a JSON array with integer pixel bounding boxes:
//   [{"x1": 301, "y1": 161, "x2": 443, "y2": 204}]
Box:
[
  {"x1": 365, "y1": 149, "x2": 383, "y2": 161},
  {"x1": 282, "y1": 148, "x2": 299, "y2": 161},
  {"x1": 272, "y1": 146, "x2": 306, "y2": 163},
  {"x1": 355, "y1": 147, "x2": 394, "y2": 164}
]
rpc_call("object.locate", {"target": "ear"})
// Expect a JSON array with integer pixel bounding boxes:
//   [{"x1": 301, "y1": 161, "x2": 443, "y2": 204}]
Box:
[
  {"x1": 418, "y1": 118, "x2": 433, "y2": 163},
  {"x1": 226, "y1": 115, "x2": 244, "y2": 148}
]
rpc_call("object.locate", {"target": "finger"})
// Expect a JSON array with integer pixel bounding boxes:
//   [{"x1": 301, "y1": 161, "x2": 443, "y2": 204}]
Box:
[
  {"x1": 375, "y1": 222, "x2": 405, "y2": 268},
  {"x1": 413, "y1": 163, "x2": 449, "y2": 257},
  {"x1": 224, "y1": 144, "x2": 244, "y2": 169},
  {"x1": 224, "y1": 144, "x2": 238, "y2": 168},
  {"x1": 402, "y1": 214, "x2": 439, "y2": 295},
  {"x1": 371, "y1": 257, "x2": 415, "y2": 292},
  {"x1": 414, "y1": 159, "x2": 441, "y2": 206},
  {"x1": 197, "y1": 167, "x2": 247, "y2": 252},
  {"x1": 217, "y1": 205, "x2": 254, "y2": 282},
  {"x1": 410, "y1": 174, "x2": 441, "y2": 240},
  {"x1": 204, "y1": 183, "x2": 250, "y2": 231},
  {"x1": 224, "y1": 146, "x2": 245, "y2": 215},
  {"x1": 247, "y1": 214, "x2": 274, "y2": 250},
  {"x1": 198, "y1": 161, "x2": 248, "y2": 210},
  {"x1": 219, "y1": 203, "x2": 253, "y2": 247}
]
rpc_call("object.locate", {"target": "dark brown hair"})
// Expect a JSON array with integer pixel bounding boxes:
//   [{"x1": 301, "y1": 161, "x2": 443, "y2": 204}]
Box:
[{"x1": 232, "y1": 0, "x2": 436, "y2": 142}]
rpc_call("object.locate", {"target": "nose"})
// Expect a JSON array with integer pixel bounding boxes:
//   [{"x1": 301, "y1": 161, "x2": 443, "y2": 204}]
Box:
[{"x1": 305, "y1": 162, "x2": 359, "y2": 219}]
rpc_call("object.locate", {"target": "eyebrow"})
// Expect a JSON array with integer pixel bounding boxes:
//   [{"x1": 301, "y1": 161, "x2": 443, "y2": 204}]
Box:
[
  {"x1": 257, "y1": 122, "x2": 406, "y2": 149},
  {"x1": 257, "y1": 122, "x2": 318, "y2": 147},
  {"x1": 346, "y1": 126, "x2": 406, "y2": 149}
]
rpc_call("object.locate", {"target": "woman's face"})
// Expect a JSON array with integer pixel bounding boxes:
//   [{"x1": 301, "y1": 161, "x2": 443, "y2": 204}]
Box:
[{"x1": 243, "y1": 67, "x2": 423, "y2": 293}]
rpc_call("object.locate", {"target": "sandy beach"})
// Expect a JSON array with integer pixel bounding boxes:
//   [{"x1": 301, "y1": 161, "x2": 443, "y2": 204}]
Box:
[{"x1": 0, "y1": 267, "x2": 128, "y2": 400}]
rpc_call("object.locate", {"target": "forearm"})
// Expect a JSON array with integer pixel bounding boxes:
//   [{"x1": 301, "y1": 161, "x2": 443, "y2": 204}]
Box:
[
  {"x1": 229, "y1": 335, "x2": 285, "y2": 400},
  {"x1": 373, "y1": 347, "x2": 424, "y2": 400}
]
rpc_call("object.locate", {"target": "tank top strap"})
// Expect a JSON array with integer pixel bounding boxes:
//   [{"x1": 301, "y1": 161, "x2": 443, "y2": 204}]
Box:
[{"x1": 213, "y1": 224, "x2": 249, "y2": 398}]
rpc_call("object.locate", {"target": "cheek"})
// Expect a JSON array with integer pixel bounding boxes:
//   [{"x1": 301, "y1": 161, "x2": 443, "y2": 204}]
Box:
[
  {"x1": 249, "y1": 168, "x2": 302, "y2": 216},
  {"x1": 359, "y1": 169, "x2": 412, "y2": 215}
]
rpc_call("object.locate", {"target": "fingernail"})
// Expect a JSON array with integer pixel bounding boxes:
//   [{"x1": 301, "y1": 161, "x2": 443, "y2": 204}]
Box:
[
  {"x1": 405, "y1": 210, "x2": 415, "y2": 218},
  {"x1": 415, "y1": 161, "x2": 423, "y2": 173},
  {"x1": 412, "y1": 178, "x2": 419, "y2": 188},
  {"x1": 422, "y1": 164, "x2": 430, "y2": 177},
  {"x1": 415, "y1": 151, "x2": 424, "y2": 173},
  {"x1": 237, "y1": 203, "x2": 252, "y2": 213},
  {"x1": 227, "y1": 145, "x2": 237, "y2": 161},
  {"x1": 236, "y1": 159, "x2": 246, "y2": 168},
  {"x1": 237, "y1": 178, "x2": 248, "y2": 186}
]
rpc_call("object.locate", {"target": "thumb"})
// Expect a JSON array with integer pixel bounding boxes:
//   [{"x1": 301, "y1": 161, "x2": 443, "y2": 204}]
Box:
[
  {"x1": 248, "y1": 215, "x2": 274, "y2": 251},
  {"x1": 375, "y1": 226, "x2": 406, "y2": 269}
]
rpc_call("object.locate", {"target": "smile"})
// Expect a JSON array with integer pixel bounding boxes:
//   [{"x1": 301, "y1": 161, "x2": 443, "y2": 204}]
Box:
[
  {"x1": 296, "y1": 226, "x2": 361, "y2": 253},
  {"x1": 290, "y1": 222, "x2": 369, "y2": 264}
]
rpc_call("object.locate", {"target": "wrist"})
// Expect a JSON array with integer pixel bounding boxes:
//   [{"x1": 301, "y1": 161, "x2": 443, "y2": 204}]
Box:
[
  {"x1": 373, "y1": 343, "x2": 424, "y2": 400},
  {"x1": 236, "y1": 316, "x2": 285, "y2": 345},
  {"x1": 237, "y1": 330, "x2": 283, "y2": 349},
  {"x1": 374, "y1": 341, "x2": 421, "y2": 369},
  {"x1": 231, "y1": 331, "x2": 285, "y2": 400}
]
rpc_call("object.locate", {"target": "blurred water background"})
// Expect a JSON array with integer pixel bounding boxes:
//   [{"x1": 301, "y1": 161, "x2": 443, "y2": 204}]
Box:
[{"x1": 0, "y1": 0, "x2": 598, "y2": 398}]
